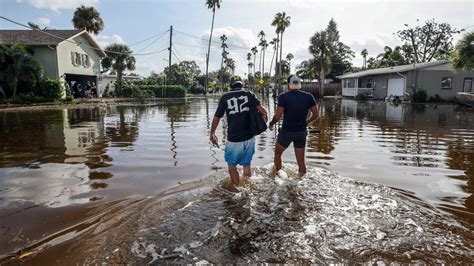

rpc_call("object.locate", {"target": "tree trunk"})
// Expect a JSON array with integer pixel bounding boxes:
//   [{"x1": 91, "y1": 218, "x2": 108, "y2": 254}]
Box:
[
  {"x1": 269, "y1": 47, "x2": 275, "y2": 80},
  {"x1": 279, "y1": 32, "x2": 284, "y2": 94},
  {"x1": 204, "y1": 10, "x2": 216, "y2": 95},
  {"x1": 220, "y1": 55, "x2": 224, "y2": 92},
  {"x1": 320, "y1": 50, "x2": 324, "y2": 98},
  {"x1": 117, "y1": 70, "x2": 123, "y2": 97},
  {"x1": 262, "y1": 49, "x2": 266, "y2": 79}
]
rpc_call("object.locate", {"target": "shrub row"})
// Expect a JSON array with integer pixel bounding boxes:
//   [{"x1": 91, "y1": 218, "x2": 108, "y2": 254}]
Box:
[{"x1": 122, "y1": 84, "x2": 187, "y2": 98}]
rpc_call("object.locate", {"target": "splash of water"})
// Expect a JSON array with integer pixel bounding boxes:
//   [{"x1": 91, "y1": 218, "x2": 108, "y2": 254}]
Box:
[{"x1": 124, "y1": 164, "x2": 473, "y2": 264}]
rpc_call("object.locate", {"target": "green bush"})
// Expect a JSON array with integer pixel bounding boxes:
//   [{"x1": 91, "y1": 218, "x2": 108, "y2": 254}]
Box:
[
  {"x1": 153, "y1": 85, "x2": 187, "y2": 98},
  {"x1": 189, "y1": 82, "x2": 205, "y2": 94},
  {"x1": 355, "y1": 93, "x2": 368, "y2": 100},
  {"x1": 412, "y1": 89, "x2": 427, "y2": 102},
  {"x1": 11, "y1": 93, "x2": 50, "y2": 104},
  {"x1": 39, "y1": 79, "x2": 63, "y2": 100}
]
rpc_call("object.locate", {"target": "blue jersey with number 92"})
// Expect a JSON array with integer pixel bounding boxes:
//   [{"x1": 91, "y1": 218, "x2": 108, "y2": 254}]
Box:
[{"x1": 214, "y1": 89, "x2": 260, "y2": 142}]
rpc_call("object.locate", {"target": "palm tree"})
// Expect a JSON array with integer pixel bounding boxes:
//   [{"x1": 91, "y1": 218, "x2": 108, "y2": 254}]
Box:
[
  {"x1": 101, "y1": 44, "x2": 136, "y2": 97},
  {"x1": 72, "y1": 5, "x2": 104, "y2": 35},
  {"x1": 204, "y1": 0, "x2": 222, "y2": 95},
  {"x1": 219, "y1": 34, "x2": 228, "y2": 91},
  {"x1": 268, "y1": 37, "x2": 279, "y2": 80},
  {"x1": 258, "y1": 30, "x2": 265, "y2": 74},
  {"x1": 251, "y1": 46, "x2": 258, "y2": 77},
  {"x1": 309, "y1": 30, "x2": 333, "y2": 97},
  {"x1": 286, "y1": 53, "x2": 294, "y2": 71},
  {"x1": 271, "y1": 12, "x2": 291, "y2": 89},
  {"x1": 361, "y1": 49, "x2": 368, "y2": 69},
  {"x1": 225, "y1": 57, "x2": 235, "y2": 76}
]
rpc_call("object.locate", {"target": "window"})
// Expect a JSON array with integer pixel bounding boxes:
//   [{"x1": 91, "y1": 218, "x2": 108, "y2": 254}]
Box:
[
  {"x1": 84, "y1": 55, "x2": 90, "y2": 68},
  {"x1": 71, "y1": 52, "x2": 76, "y2": 66},
  {"x1": 441, "y1": 77, "x2": 452, "y2": 89},
  {"x1": 366, "y1": 78, "x2": 372, "y2": 88},
  {"x1": 75, "y1": 52, "x2": 81, "y2": 66},
  {"x1": 463, "y1": 78, "x2": 472, "y2": 92}
]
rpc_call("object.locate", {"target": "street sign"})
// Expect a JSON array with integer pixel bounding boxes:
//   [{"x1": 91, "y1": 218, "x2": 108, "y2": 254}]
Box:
[{"x1": 259, "y1": 79, "x2": 264, "y2": 86}]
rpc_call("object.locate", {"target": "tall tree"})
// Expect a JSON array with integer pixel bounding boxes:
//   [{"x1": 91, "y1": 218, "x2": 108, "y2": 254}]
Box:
[
  {"x1": 247, "y1": 52, "x2": 252, "y2": 78},
  {"x1": 296, "y1": 59, "x2": 317, "y2": 82},
  {"x1": 271, "y1": 11, "x2": 291, "y2": 88},
  {"x1": 325, "y1": 18, "x2": 354, "y2": 80},
  {"x1": 204, "y1": 0, "x2": 222, "y2": 95},
  {"x1": 219, "y1": 34, "x2": 228, "y2": 91},
  {"x1": 101, "y1": 44, "x2": 136, "y2": 96},
  {"x1": 286, "y1": 53, "x2": 294, "y2": 71},
  {"x1": 309, "y1": 30, "x2": 333, "y2": 96},
  {"x1": 361, "y1": 48, "x2": 368, "y2": 69},
  {"x1": 450, "y1": 32, "x2": 474, "y2": 71},
  {"x1": 268, "y1": 37, "x2": 279, "y2": 80},
  {"x1": 225, "y1": 57, "x2": 235, "y2": 76},
  {"x1": 366, "y1": 57, "x2": 378, "y2": 69},
  {"x1": 72, "y1": 5, "x2": 104, "y2": 35},
  {"x1": 258, "y1": 30, "x2": 265, "y2": 74},
  {"x1": 377, "y1": 46, "x2": 407, "y2": 67},
  {"x1": 396, "y1": 18, "x2": 462, "y2": 63},
  {"x1": 251, "y1": 46, "x2": 258, "y2": 77}
]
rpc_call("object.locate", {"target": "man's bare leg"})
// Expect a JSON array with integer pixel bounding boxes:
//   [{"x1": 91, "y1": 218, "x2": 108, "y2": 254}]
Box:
[
  {"x1": 274, "y1": 142, "x2": 287, "y2": 172},
  {"x1": 294, "y1": 147, "x2": 306, "y2": 176},
  {"x1": 228, "y1": 164, "x2": 240, "y2": 185},
  {"x1": 243, "y1": 165, "x2": 251, "y2": 177}
]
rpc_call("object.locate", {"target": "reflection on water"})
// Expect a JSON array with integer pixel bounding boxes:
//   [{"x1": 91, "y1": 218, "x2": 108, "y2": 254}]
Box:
[{"x1": 0, "y1": 97, "x2": 473, "y2": 259}]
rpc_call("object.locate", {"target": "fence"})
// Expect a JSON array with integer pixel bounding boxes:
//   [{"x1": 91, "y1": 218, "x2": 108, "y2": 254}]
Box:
[{"x1": 273, "y1": 82, "x2": 341, "y2": 97}]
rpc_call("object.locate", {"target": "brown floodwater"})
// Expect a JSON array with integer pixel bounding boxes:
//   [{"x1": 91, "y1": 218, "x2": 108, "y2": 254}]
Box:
[{"x1": 0, "y1": 96, "x2": 473, "y2": 263}]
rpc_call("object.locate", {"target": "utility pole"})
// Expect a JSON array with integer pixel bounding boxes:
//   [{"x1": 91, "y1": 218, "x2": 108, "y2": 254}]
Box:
[
  {"x1": 167, "y1": 25, "x2": 173, "y2": 98},
  {"x1": 168, "y1": 25, "x2": 173, "y2": 73}
]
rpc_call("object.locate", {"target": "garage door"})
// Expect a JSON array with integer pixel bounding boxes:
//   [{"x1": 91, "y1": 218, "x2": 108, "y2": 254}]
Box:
[{"x1": 387, "y1": 78, "x2": 404, "y2": 96}]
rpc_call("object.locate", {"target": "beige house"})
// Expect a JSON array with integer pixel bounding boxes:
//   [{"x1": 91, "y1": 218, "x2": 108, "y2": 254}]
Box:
[{"x1": 0, "y1": 29, "x2": 106, "y2": 94}]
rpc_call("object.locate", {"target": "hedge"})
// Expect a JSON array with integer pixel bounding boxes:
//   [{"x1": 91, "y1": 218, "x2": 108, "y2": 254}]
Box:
[{"x1": 122, "y1": 83, "x2": 187, "y2": 98}]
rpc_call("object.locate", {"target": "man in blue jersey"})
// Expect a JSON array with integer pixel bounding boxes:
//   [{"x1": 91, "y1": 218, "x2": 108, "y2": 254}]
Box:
[
  {"x1": 210, "y1": 76, "x2": 268, "y2": 186},
  {"x1": 269, "y1": 75, "x2": 319, "y2": 176}
]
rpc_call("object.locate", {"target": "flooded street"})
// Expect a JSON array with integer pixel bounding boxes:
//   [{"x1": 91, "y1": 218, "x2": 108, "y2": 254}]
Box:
[{"x1": 1, "y1": 96, "x2": 473, "y2": 263}]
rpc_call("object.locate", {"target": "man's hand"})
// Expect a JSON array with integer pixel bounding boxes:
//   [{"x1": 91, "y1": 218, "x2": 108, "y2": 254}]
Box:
[
  {"x1": 210, "y1": 133, "x2": 219, "y2": 148},
  {"x1": 269, "y1": 121, "x2": 274, "y2": 131}
]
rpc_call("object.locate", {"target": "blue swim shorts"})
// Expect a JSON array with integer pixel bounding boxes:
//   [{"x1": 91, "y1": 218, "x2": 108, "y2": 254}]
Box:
[{"x1": 224, "y1": 137, "x2": 255, "y2": 166}]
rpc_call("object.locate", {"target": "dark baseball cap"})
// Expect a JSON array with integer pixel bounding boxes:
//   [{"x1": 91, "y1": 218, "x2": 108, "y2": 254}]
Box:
[{"x1": 230, "y1": 75, "x2": 243, "y2": 88}]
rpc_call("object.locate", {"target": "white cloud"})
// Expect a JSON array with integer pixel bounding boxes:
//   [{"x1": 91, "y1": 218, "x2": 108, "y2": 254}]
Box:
[
  {"x1": 34, "y1": 17, "x2": 51, "y2": 26},
  {"x1": 95, "y1": 34, "x2": 126, "y2": 48},
  {"x1": 17, "y1": 0, "x2": 99, "y2": 12}
]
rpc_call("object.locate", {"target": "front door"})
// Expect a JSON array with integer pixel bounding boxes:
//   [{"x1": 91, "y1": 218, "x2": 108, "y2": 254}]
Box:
[{"x1": 463, "y1": 78, "x2": 472, "y2": 92}]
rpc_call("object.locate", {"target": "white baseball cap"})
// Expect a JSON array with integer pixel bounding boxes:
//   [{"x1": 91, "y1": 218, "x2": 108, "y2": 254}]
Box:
[{"x1": 287, "y1": 75, "x2": 302, "y2": 90}]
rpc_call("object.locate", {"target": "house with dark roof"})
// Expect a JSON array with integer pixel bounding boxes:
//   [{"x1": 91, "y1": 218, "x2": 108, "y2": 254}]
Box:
[
  {"x1": 0, "y1": 29, "x2": 106, "y2": 89},
  {"x1": 337, "y1": 60, "x2": 473, "y2": 101}
]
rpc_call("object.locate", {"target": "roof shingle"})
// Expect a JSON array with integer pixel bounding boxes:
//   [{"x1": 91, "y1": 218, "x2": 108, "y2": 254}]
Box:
[{"x1": 0, "y1": 30, "x2": 82, "y2": 46}]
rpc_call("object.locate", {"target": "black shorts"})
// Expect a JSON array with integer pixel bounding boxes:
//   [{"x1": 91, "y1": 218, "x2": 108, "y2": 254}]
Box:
[{"x1": 277, "y1": 129, "x2": 308, "y2": 148}]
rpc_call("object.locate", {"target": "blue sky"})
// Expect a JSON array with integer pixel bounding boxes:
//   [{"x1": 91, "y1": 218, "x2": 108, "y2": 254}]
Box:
[{"x1": 1, "y1": 0, "x2": 473, "y2": 76}]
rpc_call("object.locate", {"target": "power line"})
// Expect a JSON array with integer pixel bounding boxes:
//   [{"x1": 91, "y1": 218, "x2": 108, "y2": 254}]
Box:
[
  {"x1": 129, "y1": 29, "x2": 169, "y2": 47},
  {"x1": 172, "y1": 47, "x2": 184, "y2": 62},
  {"x1": 135, "y1": 31, "x2": 169, "y2": 54},
  {"x1": 172, "y1": 48, "x2": 181, "y2": 63},
  {"x1": 0, "y1": 16, "x2": 167, "y2": 57}
]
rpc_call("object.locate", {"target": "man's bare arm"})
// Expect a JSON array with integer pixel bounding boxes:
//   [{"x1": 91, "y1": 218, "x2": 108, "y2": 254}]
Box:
[
  {"x1": 306, "y1": 105, "x2": 319, "y2": 125},
  {"x1": 269, "y1": 106, "x2": 284, "y2": 129},
  {"x1": 256, "y1": 105, "x2": 268, "y2": 122},
  {"x1": 210, "y1": 116, "x2": 220, "y2": 146}
]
